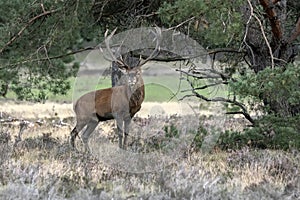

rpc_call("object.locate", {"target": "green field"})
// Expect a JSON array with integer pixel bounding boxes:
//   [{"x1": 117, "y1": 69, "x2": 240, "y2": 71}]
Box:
[
  {"x1": 62, "y1": 75, "x2": 226, "y2": 102},
  {"x1": 4, "y1": 73, "x2": 227, "y2": 103},
  {"x1": 47, "y1": 75, "x2": 183, "y2": 102},
  {"x1": 4, "y1": 75, "x2": 194, "y2": 102}
]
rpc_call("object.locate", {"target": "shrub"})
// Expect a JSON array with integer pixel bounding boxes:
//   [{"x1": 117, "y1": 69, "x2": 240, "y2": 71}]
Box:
[
  {"x1": 216, "y1": 114, "x2": 300, "y2": 151},
  {"x1": 221, "y1": 63, "x2": 300, "y2": 151},
  {"x1": 229, "y1": 63, "x2": 300, "y2": 116}
]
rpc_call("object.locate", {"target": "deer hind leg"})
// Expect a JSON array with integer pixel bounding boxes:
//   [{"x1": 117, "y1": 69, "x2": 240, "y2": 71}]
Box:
[
  {"x1": 81, "y1": 120, "x2": 99, "y2": 152},
  {"x1": 70, "y1": 121, "x2": 86, "y2": 148}
]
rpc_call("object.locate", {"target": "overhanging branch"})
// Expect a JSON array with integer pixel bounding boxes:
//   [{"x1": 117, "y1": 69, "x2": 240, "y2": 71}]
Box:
[
  {"x1": 0, "y1": 8, "x2": 60, "y2": 54},
  {"x1": 191, "y1": 90, "x2": 255, "y2": 125},
  {"x1": 0, "y1": 46, "x2": 96, "y2": 69},
  {"x1": 180, "y1": 72, "x2": 255, "y2": 125}
]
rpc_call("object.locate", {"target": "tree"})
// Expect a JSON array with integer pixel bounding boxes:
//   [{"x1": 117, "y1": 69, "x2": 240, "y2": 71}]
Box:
[
  {"x1": 1, "y1": 0, "x2": 299, "y2": 122},
  {"x1": 157, "y1": 0, "x2": 300, "y2": 148},
  {"x1": 0, "y1": 0, "x2": 164, "y2": 101},
  {"x1": 0, "y1": 1, "x2": 100, "y2": 101},
  {"x1": 241, "y1": 0, "x2": 300, "y2": 116},
  {"x1": 158, "y1": 0, "x2": 300, "y2": 120},
  {"x1": 1, "y1": 0, "x2": 299, "y2": 151}
]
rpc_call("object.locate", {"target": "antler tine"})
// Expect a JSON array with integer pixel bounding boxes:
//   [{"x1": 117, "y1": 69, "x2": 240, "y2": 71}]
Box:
[
  {"x1": 138, "y1": 27, "x2": 162, "y2": 67},
  {"x1": 119, "y1": 55, "x2": 130, "y2": 69},
  {"x1": 100, "y1": 28, "x2": 129, "y2": 69}
]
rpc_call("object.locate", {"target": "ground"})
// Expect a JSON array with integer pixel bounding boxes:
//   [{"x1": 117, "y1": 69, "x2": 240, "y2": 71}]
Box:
[{"x1": 0, "y1": 100, "x2": 299, "y2": 199}]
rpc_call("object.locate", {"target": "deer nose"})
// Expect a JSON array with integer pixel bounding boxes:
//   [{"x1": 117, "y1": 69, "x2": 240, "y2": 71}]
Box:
[
  {"x1": 129, "y1": 79, "x2": 135, "y2": 85},
  {"x1": 129, "y1": 77, "x2": 137, "y2": 86}
]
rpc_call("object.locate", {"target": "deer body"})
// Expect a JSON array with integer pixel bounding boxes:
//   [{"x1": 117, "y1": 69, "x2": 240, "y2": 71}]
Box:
[
  {"x1": 70, "y1": 67, "x2": 144, "y2": 150},
  {"x1": 70, "y1": 27, "x2": 161, "y2": 151}
]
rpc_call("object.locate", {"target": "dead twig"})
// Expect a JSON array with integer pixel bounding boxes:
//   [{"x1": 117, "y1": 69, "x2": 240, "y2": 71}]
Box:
[{"x1": 180, "y1": 73, "x2": 255, "y2": 125}]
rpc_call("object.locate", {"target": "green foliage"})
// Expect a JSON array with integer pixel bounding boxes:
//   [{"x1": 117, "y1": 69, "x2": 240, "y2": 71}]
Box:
[
  {"x1": 190, "y1": 124, "x2": 208, "y2": 149},
  {"x1": 250, "y1": 114, "x2": 300, "y2": 150},
  {"x1": 0, "y1": 1, "x2": 101, "y2": 101},
  {"x1": 164, "y1": 123, "x2": 179, "y2": 138},
  {"x1": 217, "y1": 114, "x2": 300, "y2": 151},
  {"x1": 190, "y1": 112, "x2": 300, "y2": 151},
  {"x1": 218, "y1": 130, "x2": 266, "y2": 150},
  {"x1": 222, "y1": 63, "x2": 300, "y2": 151},
  {"x1": 229, "y1": 63, "x2": 300, "y2": 115},
  {"x1": 158, "y1": 0, "x2": 244, "y2": 47}
]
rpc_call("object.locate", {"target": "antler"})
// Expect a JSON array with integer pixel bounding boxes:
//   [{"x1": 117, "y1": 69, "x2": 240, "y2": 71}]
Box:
[
  {"x1": 100, "y1": 28, "x2": 129, "y2": 69},
  {"x1": 100, "y1": 27, "x2": 162, "y2": 68},
  {"x1": 138, "y1": 27, "x2": 162, "y2": 66}
]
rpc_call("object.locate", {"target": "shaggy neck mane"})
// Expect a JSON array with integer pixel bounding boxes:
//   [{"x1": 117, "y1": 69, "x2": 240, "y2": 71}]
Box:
[{"x1": 128, "y1": 84, "x2": 144, "y2": 107}]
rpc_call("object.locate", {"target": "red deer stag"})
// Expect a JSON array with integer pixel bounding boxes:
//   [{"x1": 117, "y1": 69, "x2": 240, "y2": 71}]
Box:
[{"x1": 70, "y1": 28, "x2": 161, "y2": 151}]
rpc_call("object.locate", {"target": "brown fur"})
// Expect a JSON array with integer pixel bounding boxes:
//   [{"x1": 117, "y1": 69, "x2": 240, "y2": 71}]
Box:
[{"x1": 70, "y1": 67, "x2": 144, "y2": 150}]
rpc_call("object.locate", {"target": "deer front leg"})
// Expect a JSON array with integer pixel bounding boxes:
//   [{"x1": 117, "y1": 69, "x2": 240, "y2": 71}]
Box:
[
  {"x1": 116, "y1": 117, "x2": 124, "y2": 149},
  {"x1": 123, "y1": 117, "x2": 132, "y2": 150}
]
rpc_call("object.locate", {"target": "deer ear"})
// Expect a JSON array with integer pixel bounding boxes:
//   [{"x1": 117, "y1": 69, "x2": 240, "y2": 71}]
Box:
[
  {"x1": 118, "y1": 67, "x2": 127, "y2": 73},
  {"x1": 118, "y1": 64, "x2": 129, "y2": 71},
  {"x1": 135, "y1": 67, "x2": 142, "y2": 75},
  {"x1": 135, "y1": 64, "x2": 141, "y2": 69}
]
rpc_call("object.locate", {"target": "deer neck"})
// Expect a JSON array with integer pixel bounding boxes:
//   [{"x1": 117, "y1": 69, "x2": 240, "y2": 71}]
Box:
[{"x1": 127, "y1": 79, "x2": 144, "y2": 106}]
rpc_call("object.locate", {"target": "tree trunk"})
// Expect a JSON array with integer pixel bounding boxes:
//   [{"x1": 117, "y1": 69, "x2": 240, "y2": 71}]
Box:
[{"x1": 243, "y1": 0, "x2": 299, "y2": 116}]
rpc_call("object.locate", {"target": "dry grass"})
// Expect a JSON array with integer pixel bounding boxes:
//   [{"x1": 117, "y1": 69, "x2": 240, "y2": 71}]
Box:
[
  {"x1": 0, "y1": 101, "x2": 299, "y2": 199},
  {"x1": 0, "y1": 100, "x2": 202, "y2": 119}
]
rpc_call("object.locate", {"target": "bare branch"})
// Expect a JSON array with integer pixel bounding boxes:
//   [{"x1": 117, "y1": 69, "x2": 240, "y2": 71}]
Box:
[
  {"x1": 94, "y1": 0, "x2": 110, "y2": 23},
  {"x1": 176, "y1": 69, "x2": 221, "y2": 79},
  {"x1": 180, "y1": 71, "x2": 255, "y2": 125},
  {"x1": 165, "y1": 17, "x2": 196, "y2": 31},
  {"x1": 181, "y1": 81, "x2": 227, "y2": 92},
  {"x1": 253, "y1": 14, "x2": 275, "y2": 68},
  {"x1": 193, "y1": 92, "x2": 255, "y2": 125},
  {"x1": 241, "y1": 0, "x2": 255, "y2": 66},
  {"x1": 0, "y1": 46, "x2": 96, "y2": 69},
  {"x1": 208, "y1": 48, "x2": 246, "y2": 55},
  {"x1": 176, "y1": 68, "x2": 232, "y2": 81},
  {"x1": 245, "y1": 0, "x2": 274, "y2": 69}
]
